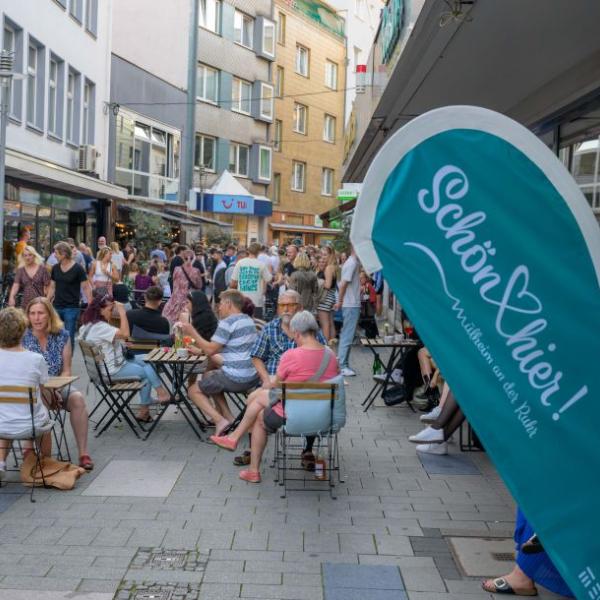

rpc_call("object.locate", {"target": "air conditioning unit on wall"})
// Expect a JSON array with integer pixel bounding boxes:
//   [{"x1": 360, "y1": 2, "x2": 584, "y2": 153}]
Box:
[{"x1": 78, "y1": 145, "x2": 98, "y2": 174}]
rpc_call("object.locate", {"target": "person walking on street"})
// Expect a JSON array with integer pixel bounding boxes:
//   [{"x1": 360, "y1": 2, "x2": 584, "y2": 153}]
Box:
[
  {"x1": 334, "y1": 244, "x2": 361, "y2": 377},
  {"x1": 230, "y1": 243, "x2": 272, "y2": 320},
  {"x1": 8, "y1": 246, "x2": 51, "y2": 309},
  {"x1": 163, "y1": 248, "x2": 203, "y2": 323},
  {"x1": 46, "y1": 241, "x2": 92, "y2": 348}
]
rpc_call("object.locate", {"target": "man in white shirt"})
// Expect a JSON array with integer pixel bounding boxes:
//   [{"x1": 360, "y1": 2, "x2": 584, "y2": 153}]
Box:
[
  {"x1": 230, "y1": 243, "x2": 272, "y2": 320},
  {"x1": 334, "y1": 245, "x2": 361, "y2": 377}
]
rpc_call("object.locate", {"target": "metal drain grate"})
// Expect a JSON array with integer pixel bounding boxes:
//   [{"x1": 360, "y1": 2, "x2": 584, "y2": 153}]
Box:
[
  {"x1": 129, "y1": 547, "x2": 207, "y2": 572},
  {"x1": 134, "y1": 591, "x2": 172, "y2": 600},
  {"x1": 150, "y1": 550, "x2": 187, "y2": 569},
  {"x1": 492, "y1": 552, "x2": 515, "y2": 561}
]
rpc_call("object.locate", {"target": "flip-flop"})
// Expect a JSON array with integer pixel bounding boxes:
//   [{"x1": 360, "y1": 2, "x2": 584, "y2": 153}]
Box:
[{"x1": 482, "y1": 577, "x2": 538, "y2": 596}]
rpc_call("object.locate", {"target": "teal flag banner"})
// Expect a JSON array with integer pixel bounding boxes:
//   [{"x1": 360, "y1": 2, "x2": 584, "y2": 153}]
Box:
[{"x1": 351, "y1": 106, "x2": 600, "y2": 599}]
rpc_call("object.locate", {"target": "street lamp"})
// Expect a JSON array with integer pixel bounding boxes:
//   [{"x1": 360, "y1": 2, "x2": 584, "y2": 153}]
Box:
[{"x1": 0, "y1": 49, "x2": 14, "y2": 286}]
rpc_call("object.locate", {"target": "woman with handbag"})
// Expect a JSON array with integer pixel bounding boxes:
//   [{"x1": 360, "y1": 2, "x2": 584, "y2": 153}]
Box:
[
  {"x1": 7, "y1": 246, "x2": 50, "y2": 309},
  {"x1": 22, "y1": 297, "x2": 94, "y2": 470},
  {"x1": 89, "y1": 247, "x2": 118, "y2": 295},
  {"x1": 78, "y1": 294, "x2": 171, "y2": 422},
  {"x1": 162, "y1": 249, "x2": 203, "y2": 323},
  {"x1": 210, "y1": 310, "x2": 341, "y2": 483}
]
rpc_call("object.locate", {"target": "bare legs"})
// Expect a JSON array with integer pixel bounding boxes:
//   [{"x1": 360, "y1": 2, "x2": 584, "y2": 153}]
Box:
[
  {"x1": 188, "y1": 385, "x2": 233, "y2": 435},
  {"x1": 318, "y1": 310, "x2": 331, "y2": 342},
  {"x1": 224, "y1": 389, "x2": 270, "y2": 445},
  {"x1": 431, "y1": 387, "x2": 465, "y2": 440},
  {"x1": 247, "y1": 411, "x2": 269, "y2": 474},
  {"x1": 482, "y1": 565, "x2": 536, "y2": 594},
  {"x1": 66, "y1": 391, "x2": 89, "y2": 458}
]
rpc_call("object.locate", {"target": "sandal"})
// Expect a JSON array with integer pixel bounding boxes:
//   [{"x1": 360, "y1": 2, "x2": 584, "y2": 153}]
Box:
[
  {"x1": 135, "y1": 414, "x2": 153, "y2": 423},
  {"x1": 482, "y1": 578, "x2": 538, "y2": 596},
  {"x1": 79, "y1": 455, "x2": 94, "y2": 471},
  {"x1": 301, "y1": 451, "x2": 316, "y2": 472},
  {"x1": 234, "y1": 451, "x2": 251, "y2": 466}
]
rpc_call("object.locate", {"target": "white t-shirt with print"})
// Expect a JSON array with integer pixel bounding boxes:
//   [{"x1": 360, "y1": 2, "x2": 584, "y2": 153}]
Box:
[{"x1": 232, "y1": 257, "x2": 272, "y2": 308}]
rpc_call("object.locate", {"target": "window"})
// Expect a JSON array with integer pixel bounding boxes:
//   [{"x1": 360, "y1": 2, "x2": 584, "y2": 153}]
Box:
[
  {"x1": 292, "y1": 161, "x2": 306, "y2": 192},
  {"x1": 199, "y1": 0, "x2": 220, "y2": 33},
  {"x1": 70, "y1": 0, "x2": 83, "y2": 23},
  {"x1": 325, "y1": 60, "x2": 338, "y2": 90},
  {"x1": 276, "y1": 66, "x2": 284, "y2": 98},
  {"x1": 259, "y1": 83, "x2": 273, "y2": 120},
  {"x1": 296, "y1": 45, "x2": 309, "y2": 76},
  {"x1": 194, "y1": 134, "x2": 216, "y2": 171},
  {"x1": 293, "y1": 103, "x2": 307, "y2": 134},
  {"x1": 277, "y1": 12, "x2": 286, "y2": 45},
  {"x1": 272, "y1": 173, "x2": 281, "y2": 204},
  {"x1": 274, "y1": 120, "x2": 282, "y2": 152},
  {"x1": 82, "y1": 79, "x2": 95, "y2": 144},
  {"x1": 115, "y1": 109, "x2": 181, "y2": 202},
  {"x1": 26, "y1": 40, "x2": 44, "y2": 129},
  {"x1": 322, "y1": 168, "x2": 334, "y2": 196},
  {"x1": 323, "y1": 114, "x2": 336, "y2": 143},
  {"x1": 229, "y1": 142, "x2": 249, "y2": 176},
  {"x1": 85, "y1": 0, "x2": 98, "y2": 35},
  {"x1": 48, "y1": 56, "x2": 64, "y2": 137},
  {"x1": 234, "y1": 10, "x2": 254, "y2": 49},
  {"x1": 262, "y1": 19, "x2": 275, "y2": 57},
  {"x1": 197, "y1": 64, "x2": 219, "y2": 104},
  {"x1": 257, "y1": 146, "x2": 272, "y2": 181},
  {"x1": 232, "y1": 77, "x2": 251, "y2": 114},
  {"x1": 66, "y1": 70, "x2": 75, "y2": 142}
]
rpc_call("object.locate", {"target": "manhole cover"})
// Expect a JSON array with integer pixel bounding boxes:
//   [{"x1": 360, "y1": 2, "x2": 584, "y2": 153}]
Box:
[
  {"x1": 448, "y1": 537, "x2": 515, "y2": 577},
  {"x1": 129, "y1": 548, "x2": 207, "y2": 572},
  {"x1": 492, "y1": 552, "x2": 515, "y2": 561},
  {"x1": 134, "y1": 591, "x2": 172, "y2": 600},
  {"x1": 151, "y1": 550, "x2": 187, "y2": 569}
]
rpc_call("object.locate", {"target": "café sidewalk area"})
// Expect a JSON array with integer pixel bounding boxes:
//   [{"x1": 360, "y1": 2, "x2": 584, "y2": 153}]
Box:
[{"x1": 0, "y1": 346, "x2": 569, "y2": 600}]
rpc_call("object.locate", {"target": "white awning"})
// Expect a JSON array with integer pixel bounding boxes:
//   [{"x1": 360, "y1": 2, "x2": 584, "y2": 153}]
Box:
[
  {"x1": 6, "y1": 148, "x2": 128, "y2": 200},
  {"x1": 269, "y1": 223, "x2": 341, "y2": 234}
]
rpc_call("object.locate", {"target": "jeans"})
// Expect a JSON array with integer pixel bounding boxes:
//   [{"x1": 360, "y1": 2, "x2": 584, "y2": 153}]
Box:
[
  {"x1": 114, "y1": 358, "x2": 163, "y2": 405},
  {"x1": 337, "y1": 307, "x2": 360, "y2": 369},
  {"x1": 56, "y1": 307, "x2": 80, "y2": 350}
]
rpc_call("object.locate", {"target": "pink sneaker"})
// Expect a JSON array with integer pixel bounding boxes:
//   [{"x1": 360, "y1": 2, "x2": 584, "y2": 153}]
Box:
[
  {"x1": 209, "y1": 435, "x2": 237, "y2": 451},
  {"x1": 239, "y1": 469, "x2": 261, "y2": 483}
]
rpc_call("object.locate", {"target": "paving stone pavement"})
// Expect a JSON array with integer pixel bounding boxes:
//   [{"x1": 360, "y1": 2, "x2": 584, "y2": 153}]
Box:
[{"x1": 0, "y1": 345, "x2": 570, "y2": 600}]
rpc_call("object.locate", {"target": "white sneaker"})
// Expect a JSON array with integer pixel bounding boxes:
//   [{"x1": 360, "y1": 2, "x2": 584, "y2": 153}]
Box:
[
  {"x1": 416, "y1": 442, "x2": 448, "y2": 455},
  {"x1": 341, "y1": 367, "x2": 357, "y2": 377},
  {"x1": 409, "y1": 426, "x2": 445, "y2": 444},
  {"x1": 420, "y1": 405, "x2": 442, "y2": 423}
]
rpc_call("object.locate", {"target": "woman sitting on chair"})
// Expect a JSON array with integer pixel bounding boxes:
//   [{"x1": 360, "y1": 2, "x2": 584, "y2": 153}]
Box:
[
  {"x1": 22, "y1": 297, "x2": 94, "y2": 471},
  {"x1": 0, "y1": 308, "x2": 53, "y2": 482},
  {"x1": 210, "y1": 310, "x2": 339, "y2": 483},
  {"x1": 78, "y1": 294, "x2": 171, "y2": 423}
]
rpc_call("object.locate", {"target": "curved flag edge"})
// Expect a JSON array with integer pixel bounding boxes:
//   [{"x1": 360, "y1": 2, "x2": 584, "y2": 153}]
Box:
[{"x1": 350, "y1": 105, "x2": 600, "y2": 286}]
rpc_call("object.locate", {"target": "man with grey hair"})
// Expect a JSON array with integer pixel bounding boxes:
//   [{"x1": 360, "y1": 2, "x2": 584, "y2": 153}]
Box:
[{"x1": 229, "y1": 290, "x2": 326, "y2": 467}]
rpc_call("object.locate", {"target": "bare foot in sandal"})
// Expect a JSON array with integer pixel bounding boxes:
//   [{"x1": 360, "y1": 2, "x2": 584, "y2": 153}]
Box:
[{"x1": 482, "y1": 566, "x2": 537, "y2": 596}]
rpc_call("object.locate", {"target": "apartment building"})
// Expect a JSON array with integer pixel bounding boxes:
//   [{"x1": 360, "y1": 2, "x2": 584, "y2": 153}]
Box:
[
  {"x1": 269, "y1": 0, "x2": 346, "y2": 245},
  {"x1": 1, "y1": 0, "x2": 124, "y2": 265},
  {"x1": 192, "y1": 0, "x2": 275, "y2": 245}
]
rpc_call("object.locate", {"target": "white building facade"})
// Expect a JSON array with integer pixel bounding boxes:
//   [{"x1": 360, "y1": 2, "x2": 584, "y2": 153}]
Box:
[{"x1": 1, "y1": 0, "x2": 126, "y2": 263}]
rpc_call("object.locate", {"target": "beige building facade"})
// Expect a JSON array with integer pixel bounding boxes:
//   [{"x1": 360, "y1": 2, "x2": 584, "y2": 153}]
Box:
[{"x1": 269, "y1": 0, "x2": 346, "y2": 245}]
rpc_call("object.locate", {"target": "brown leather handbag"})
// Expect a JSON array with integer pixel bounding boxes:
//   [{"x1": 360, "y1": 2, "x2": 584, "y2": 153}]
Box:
[{"x1": 20, "y1": 453, "x2": 86, "y2": 490}]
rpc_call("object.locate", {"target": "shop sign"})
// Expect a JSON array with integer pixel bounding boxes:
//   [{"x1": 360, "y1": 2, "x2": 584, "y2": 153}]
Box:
[
  {"x1": 212, "y1": 194, "x2": 254, "y2": 215},
  {"x1": 378, "y1": 0, "x2": 404, "y2": 64},
  {"x1": 351, "y1": 105, "x2": 600, "y2": 599},
  {"x1": 337, "y1": 189, "x2": 359, "y2": 202}
]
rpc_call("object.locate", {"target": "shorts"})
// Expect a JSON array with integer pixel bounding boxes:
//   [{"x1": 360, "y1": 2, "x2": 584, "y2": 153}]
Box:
[
  {"x1": 198, "y1": 369, "x2": 259, "y2": 395},
  {"x1": 262, "y1": 406, "x2": 285, "y2": 434}
]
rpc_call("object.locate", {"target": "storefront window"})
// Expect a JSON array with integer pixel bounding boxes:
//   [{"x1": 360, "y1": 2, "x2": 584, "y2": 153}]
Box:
[{"x1": 563, "y1": 135, "x2": 600, "y2": 210}]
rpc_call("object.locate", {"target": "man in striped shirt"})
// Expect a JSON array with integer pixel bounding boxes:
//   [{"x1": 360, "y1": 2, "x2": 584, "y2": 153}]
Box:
[{"x1": 183, "y1": 290, "x2": 259, "y2": 435}]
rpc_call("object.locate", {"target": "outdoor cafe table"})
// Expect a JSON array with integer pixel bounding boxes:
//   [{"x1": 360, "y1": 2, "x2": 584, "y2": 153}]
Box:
[
  {"x1": 44, "y1": 375, "x2": 79, "y2": 461},
  {"x1": 143, "y1": 348, "x2": 208, "y2": 441},
  {"x1": 359, "y1": 337, "x2": 420, "y2": 413}
]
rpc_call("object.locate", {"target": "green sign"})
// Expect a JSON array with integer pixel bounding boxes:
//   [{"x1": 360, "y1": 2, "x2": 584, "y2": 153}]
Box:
[
  {"x1": 378, "y1": 0, "x2": 404, "y2": 64},
  {"x1": 352, "y1": 106, "x2": 600, "y2": 598},
  {"x1": 280, "y1": 0, "x2": 345, "y2": 39}
]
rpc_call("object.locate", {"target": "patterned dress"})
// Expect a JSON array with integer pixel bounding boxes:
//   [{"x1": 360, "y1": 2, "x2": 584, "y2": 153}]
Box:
[
  {"x1": 14, "y1": 265, "x2": 51, "y2": 309},
  {"x1": 162, "y1": 266, "x2": 202, "y2": 323}
]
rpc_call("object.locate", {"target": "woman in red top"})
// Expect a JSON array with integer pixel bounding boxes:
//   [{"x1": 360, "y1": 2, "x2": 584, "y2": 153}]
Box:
[{"x1": 210, "y1": 310, "x2": 339, "y2": 483}]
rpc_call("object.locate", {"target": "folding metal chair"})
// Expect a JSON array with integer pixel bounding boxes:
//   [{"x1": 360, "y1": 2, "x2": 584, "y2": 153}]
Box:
[
  {"x1": 273, "y1": 382, "x2": 342, "y2": 499},
  {"x1": 0, "y1": 385, "x2": 53, "y2": 502},
  {"x1": 79, "y1": 340, "x2": 145, "y2": 438}
]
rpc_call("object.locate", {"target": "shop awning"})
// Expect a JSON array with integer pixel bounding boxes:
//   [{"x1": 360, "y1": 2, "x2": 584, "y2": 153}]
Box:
[
  {"x1": 194, "y1": 170, "x2": 273, "y2": 216},
  {"x1": 269, "y1": 223, "x2": 341, "y2": 235},
  {"x1": 164, "y1": 208, "x2": 233, "y2": 228},
  {"x1": 6, "y1": 148, "x2": 128, "y2": 200},
  {"x1": 319, "y1": 198, "x2": 358, "y2": 226},
  {"x1": 120, "y1": 205, "x2": 199, "y2": 226},
  {"x1": 344, "y1": 0, "x2": 600, "y2": 181}
]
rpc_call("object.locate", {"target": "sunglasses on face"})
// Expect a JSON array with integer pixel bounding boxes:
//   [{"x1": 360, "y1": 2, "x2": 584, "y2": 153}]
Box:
[{"x1": 278, "y1": 302, "x2": 299, "y2": 309}]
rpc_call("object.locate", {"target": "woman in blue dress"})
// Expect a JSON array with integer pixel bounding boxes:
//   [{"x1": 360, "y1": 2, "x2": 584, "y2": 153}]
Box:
[{"x1": 482, "y1": 509, "x2": 573, "y2": 597}]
